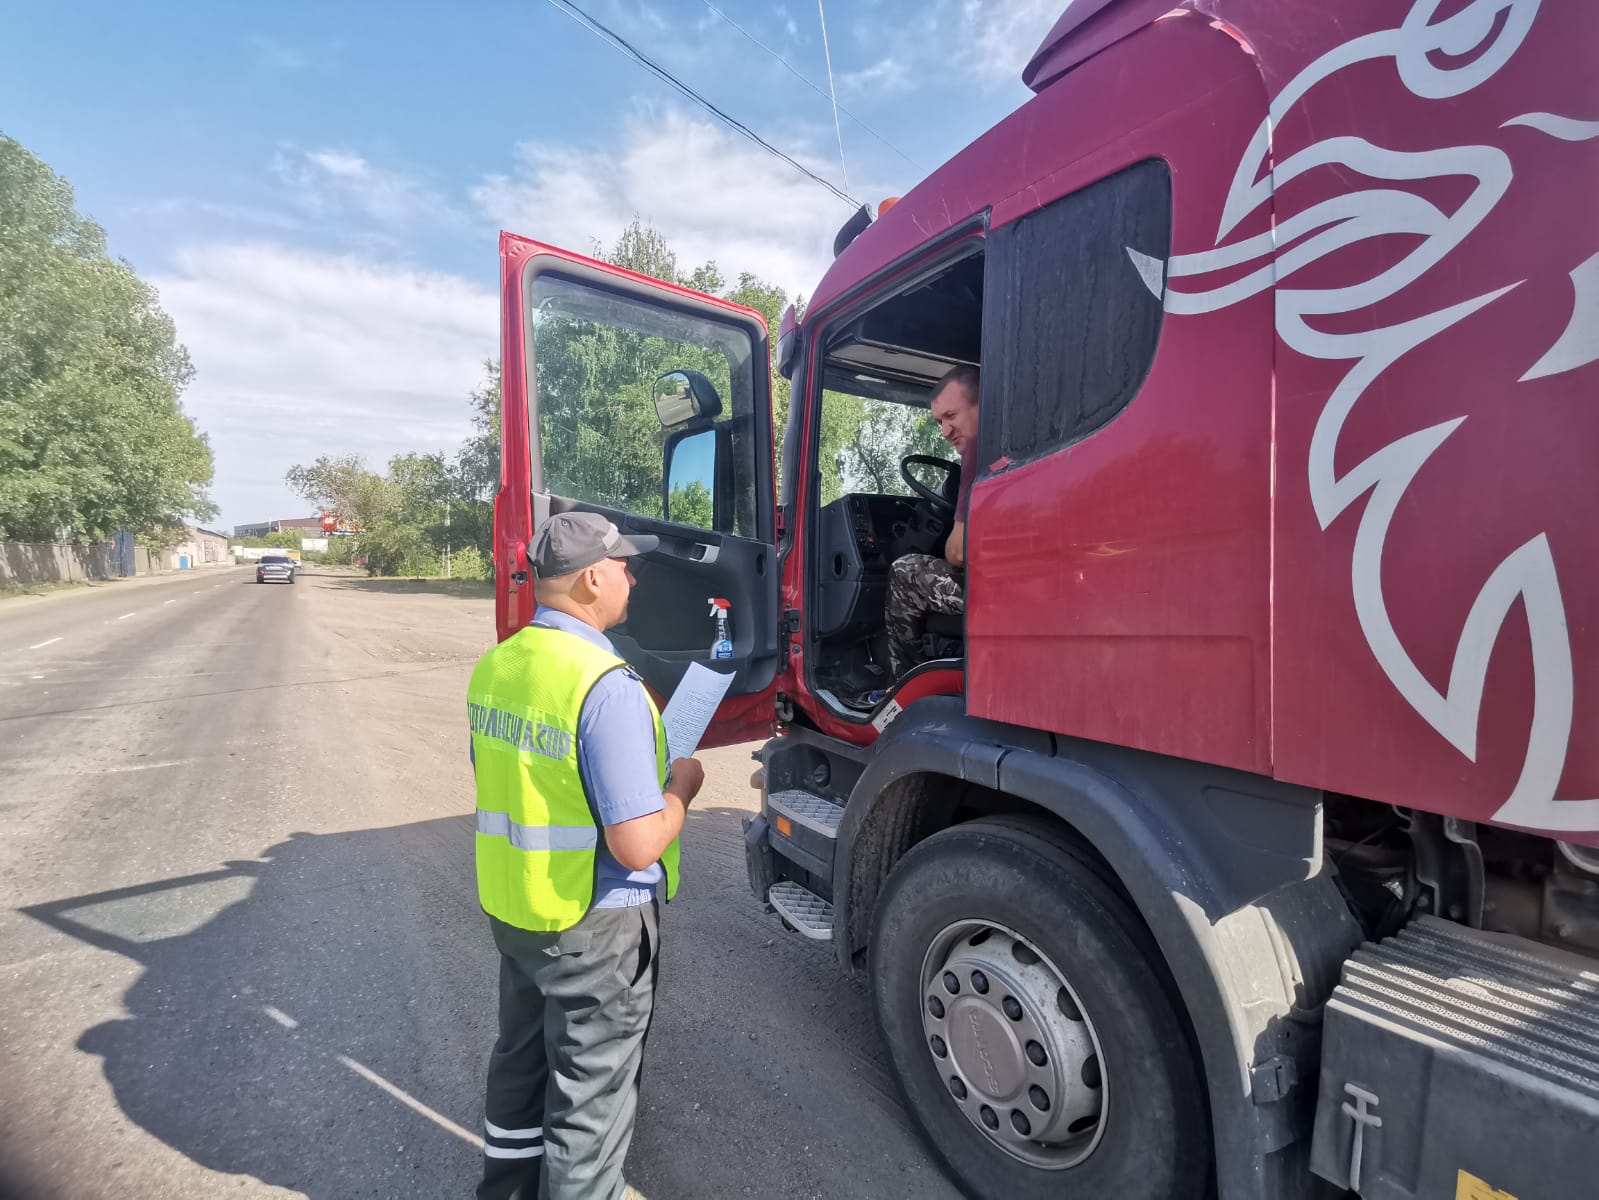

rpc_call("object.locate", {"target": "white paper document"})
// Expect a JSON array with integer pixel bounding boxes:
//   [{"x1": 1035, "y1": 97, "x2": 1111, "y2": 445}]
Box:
[{"x1": 661, "y1": 662, "x2": 736, "y2": 761}]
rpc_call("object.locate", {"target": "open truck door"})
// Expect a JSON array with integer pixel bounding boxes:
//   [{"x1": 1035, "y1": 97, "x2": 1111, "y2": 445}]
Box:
[{"x1": 496, "y1": 233, "x2": 780, "y2": 750}]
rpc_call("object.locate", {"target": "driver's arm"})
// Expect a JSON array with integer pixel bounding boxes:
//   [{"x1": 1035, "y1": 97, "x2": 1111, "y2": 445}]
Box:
[{"x1": 946, "y1": 522, "x2": 965, "y2": 568}]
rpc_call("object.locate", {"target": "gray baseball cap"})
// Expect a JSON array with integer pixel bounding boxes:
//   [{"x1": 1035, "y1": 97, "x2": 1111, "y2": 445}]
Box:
[{"x1": 529, "y1": 511, "x2": 659, "y2": 577}]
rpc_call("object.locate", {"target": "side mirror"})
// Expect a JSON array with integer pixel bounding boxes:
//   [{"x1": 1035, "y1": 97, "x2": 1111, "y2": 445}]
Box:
[
  {"x1": 653, "y1": 369, "x2": 724, "y2": 427},
  {"x1": 776, "y1": 303, "x2": 798, "y2": 380},
  {"x1": 662, "y1": 426, "x2": 719, "y2": 531}
]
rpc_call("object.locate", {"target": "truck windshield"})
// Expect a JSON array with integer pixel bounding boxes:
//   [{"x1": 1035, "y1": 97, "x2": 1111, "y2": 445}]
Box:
[{"x1": 817, "y1": 387, "x2": 948, "y2": 505}]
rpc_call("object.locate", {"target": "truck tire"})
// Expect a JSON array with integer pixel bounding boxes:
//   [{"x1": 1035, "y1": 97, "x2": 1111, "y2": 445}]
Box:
[{"x1": 869, "y1": 815, "x2": 1211, "y2": 1200}]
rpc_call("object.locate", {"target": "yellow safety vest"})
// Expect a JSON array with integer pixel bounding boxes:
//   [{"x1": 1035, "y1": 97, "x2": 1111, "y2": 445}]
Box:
[{"x1": 468, "y1": 623, "x2": 677, "y2": 932}]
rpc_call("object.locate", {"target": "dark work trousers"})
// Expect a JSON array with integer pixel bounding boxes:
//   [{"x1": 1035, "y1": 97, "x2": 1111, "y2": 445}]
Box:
[{"x1": 478, "y1": 901, "x2": 660, "y2": 1200}]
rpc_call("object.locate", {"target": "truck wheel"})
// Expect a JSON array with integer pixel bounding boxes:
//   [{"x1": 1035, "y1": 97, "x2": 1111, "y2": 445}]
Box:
[{"x1": 869, "y1": 816, "x2": 1210, "y2": 1200}]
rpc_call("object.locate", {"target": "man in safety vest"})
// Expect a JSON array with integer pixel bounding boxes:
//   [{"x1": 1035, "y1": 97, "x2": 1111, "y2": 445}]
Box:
[{"x1": 470, "y1": 511, "x2": 705, "y2": 1200}]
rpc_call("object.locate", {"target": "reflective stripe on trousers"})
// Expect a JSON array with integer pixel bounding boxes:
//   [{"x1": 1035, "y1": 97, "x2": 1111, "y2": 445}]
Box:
[{"x1": 476, "y1": 809, "x2": 598, "y2": 853}]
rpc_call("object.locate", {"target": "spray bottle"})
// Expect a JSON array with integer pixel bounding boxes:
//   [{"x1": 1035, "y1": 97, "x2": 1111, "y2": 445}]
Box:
[{"x1": 708, "y1": 597, "x2": 732, "y2": 660}]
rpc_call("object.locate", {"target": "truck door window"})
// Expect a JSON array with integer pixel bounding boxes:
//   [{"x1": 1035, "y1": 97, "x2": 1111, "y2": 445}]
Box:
[
  {"x1": 981, "y1": 159, "x2": 1171, "y2": 465},
  {"x1": 528, "y1": 273, "x2": 759, "y2": 537}
]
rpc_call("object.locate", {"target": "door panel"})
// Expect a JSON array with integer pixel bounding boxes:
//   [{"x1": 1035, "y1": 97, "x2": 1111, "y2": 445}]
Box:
[
  {"x1": 545, "y1": 495, "x2": 778, "y2": 701},
  {"x1": 498, "y1": 233, "x2": 779, "y2": 727}
]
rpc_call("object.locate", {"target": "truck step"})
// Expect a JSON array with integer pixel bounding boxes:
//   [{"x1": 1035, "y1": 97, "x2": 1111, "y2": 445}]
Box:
[
  {"x1": 767, "y1": 789, "x2": 844, "y2": 838},
  {"x1": 1310, "y1": 915, "x2": 1599, "y2": 1198},
  {"x1": 768, "y1": 881, "x2": 834, "y2": 940}
]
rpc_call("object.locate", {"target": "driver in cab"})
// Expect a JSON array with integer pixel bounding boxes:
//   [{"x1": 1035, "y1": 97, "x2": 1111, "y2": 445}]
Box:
[{"x1": 885, "y1": 364, "x2": 979, "y2": 678}]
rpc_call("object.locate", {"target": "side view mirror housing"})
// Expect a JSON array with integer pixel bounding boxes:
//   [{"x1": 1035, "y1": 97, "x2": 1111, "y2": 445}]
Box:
[
  {"x1": 775, "y1": 303, "x2": 798, "y2": 380},
  {"x1": 653, "y1": 369, "x2": 724, "y2": 427}
]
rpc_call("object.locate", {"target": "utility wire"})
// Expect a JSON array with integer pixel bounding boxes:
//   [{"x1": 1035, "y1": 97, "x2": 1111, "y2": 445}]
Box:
[
  {"x1": 814, "y1": 0, "x2": 849, "y2": 195},
  {"x1": 699, "y1": 1, "x2": 919, "y2": 170},
  {"x1": 543, "y1": 0, "x2": 860, "y2": 208}
]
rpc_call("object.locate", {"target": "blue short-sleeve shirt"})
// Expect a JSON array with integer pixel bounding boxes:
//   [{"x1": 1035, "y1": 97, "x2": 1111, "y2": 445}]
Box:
[{"x1": 473, "y1": 606, "x2": 666, "y2": 909}]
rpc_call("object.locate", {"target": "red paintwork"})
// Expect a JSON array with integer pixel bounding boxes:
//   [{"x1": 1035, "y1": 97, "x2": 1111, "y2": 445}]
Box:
[
  {"x1": 502, "y1": 2, "x2": 1598, "y2": 840},
  {"x1": 496, "y1": 233, "x2": 781, "y2": 751}
]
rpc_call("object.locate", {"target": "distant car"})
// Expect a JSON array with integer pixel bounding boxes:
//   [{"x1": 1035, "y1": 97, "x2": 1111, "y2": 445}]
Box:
[{"x1": 256, "y1": 555, "x2": 295, "y2": 584}]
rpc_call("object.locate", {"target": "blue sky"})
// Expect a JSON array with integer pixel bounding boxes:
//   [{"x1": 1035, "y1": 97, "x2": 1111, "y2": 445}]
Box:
[{"x1": 1, "y1": 0, "x2": 1063, "y2": 530}]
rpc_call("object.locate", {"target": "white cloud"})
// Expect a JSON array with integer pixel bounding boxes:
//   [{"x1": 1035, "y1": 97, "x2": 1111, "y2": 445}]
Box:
[
  {"x1": 247, "y1": 34, "x2": 311, "y2": 71},
  {"x1": 961, "y1": 0, "x2": 1065, "y2": 86},
  {"x1": 272, "y1": 148, "x2": 462, "y2": 231},
  {"x1": 151, "y1": 244, "x2": 496, "y2": 527},
  {"x1": 246, "y1": 34, "x2": 342, "y2": 73},
  {"x1": 133, "y1": 197, "x2": 304, "y2": 233},
  {"x1": 841, "y1": 56, "x2": 911, "y2": 97},
  {"x1": 473, "y1": 108, "x2": 864, "y2": 298},
  {"x1": 851, "y1": 0, "x2": 1060, "y2": 92}
]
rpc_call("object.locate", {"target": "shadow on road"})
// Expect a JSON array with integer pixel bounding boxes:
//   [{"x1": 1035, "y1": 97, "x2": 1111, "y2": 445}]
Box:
[
  {"x1": 16, "y1": 805, "x2": 940, "y2": 1200},
  {"x1": 323, "y1": 577, "x2": 494, "y2": 599},
  {"x1": 20, "y1": 818, "x2": 494, "y2": 1198}
]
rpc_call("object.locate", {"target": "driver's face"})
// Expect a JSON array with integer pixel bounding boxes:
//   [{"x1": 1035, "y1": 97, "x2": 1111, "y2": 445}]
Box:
[{"x1": 931, "y1": 380, "x2": 979, "y2": 458}]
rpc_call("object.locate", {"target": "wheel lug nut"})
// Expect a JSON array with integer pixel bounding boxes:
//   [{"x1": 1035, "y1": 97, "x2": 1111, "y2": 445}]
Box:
[
  {"x1": 1029, "y1": 1085, "x2": 1051, "y2": 1112},
  {"x1": 1002, "y1": 996, "x2": 1023, "y2": 1021},
  {"x1": 942, "y1": 971, "x2": 960, "y2": 994},
  {"x1": 1011, "y1": 1110, "x2": 1032, "y2": 1136},
  {"x1": 930, "y1": 1035, "x2": 948, "y2": 1058},
  {"x1": 980, "y1": 1105, "x2": 999, "y2": 1130},
  {"x1": 970, "y1": 970, "x2": 989, "y2": 994},
  {"x1": 928, "y1": 996, "x2": 945, "y2": 1019},
  {"x1": 949, "y1": 1075, "x2": 967, "y2": 1099},
  {"x1": 1025, "y1": 1040, "x2": 1048, "y2": 1067}
]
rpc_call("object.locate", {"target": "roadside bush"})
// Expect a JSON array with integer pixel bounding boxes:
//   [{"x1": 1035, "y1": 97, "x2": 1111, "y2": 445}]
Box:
[
  {"x1": 323, "y1": 537, "x2": 359, "y2": 566},
  {"x1": 449, "y1": 545, "x2": 489, "y2": 581}
]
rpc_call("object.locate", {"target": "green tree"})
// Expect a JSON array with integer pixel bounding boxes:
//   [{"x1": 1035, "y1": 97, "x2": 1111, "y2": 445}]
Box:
[
  {"x1": 439, "y1": 221, "x2": 950, "y2": 554},
  {"x1": 0, "y1": 134, "x2": 215, "y2": 541},
  {"x1": 285, "y1": 451, "x2": 452, "y2": 576},
  {"x1": 665, "y1": 479, "x2": 713, "y2": 530},
  {"x1": 284, "y1": 454, "x2": 389, "y2": 531},
  {"x1": 449, "y1": 360, "x2": 500, "y2": 560}
]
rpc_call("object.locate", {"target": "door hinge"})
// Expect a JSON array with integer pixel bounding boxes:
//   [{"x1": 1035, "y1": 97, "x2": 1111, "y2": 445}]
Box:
[{"x1": 778, "y1": 609, "x2": 802, "y2": 670}]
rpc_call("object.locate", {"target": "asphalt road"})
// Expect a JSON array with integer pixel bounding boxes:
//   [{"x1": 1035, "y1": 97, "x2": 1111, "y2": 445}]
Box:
[{"x1": 0, "y1": 569, "x2": 961, "y2": 1200}]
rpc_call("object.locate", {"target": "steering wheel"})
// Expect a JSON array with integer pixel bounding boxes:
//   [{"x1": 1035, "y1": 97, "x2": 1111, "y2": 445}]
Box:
[{"x1": 899, "y1": 453, "x2": 959, "y2": 513}]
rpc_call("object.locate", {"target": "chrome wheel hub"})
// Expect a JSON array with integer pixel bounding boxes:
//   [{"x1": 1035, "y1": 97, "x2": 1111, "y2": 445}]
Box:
[{"x1": 919, "y1": 921, "x2": 1106, "y2": 1169}]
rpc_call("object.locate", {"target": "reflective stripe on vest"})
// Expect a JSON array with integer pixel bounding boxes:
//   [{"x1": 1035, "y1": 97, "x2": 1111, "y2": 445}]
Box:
[
  {"x1": 468, "y1": 623, "x2": 675, "y2": 932},
  {"x1": 475, "y1": 810, "x2": 598, "y2": 852}
]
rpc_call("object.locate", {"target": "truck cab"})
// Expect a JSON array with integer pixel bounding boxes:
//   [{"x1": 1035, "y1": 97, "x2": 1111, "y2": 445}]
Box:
[{"x1": 495, "y1": 2, "x2": 1598, "y2": 1197}]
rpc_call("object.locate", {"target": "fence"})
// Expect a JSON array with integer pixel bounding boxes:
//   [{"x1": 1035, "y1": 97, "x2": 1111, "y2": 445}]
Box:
[
  {"x1": 0, "y1": 542, "x2": 116, "y2": 586},
  {"x1": 0, "y1": 541, "x2": 197, "y2": 586}
]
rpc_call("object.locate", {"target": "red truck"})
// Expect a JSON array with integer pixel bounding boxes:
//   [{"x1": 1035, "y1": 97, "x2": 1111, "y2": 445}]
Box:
[{"x1": 494, "y1": 1, "x2": 1598, "y2": 1196}]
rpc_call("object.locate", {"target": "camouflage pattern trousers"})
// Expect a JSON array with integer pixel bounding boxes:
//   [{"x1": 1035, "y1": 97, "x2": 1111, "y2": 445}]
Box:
[{"x1": 885, "y1": 554, "x2": 965, "y2": 676}]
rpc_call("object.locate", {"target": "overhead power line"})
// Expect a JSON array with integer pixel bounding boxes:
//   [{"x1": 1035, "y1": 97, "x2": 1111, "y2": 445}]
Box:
[
  {"x1": 543, "y1": 0, "x2": 861, "y2": 209},
  {"x1": 699, "y1": 1, "x2": 919, "y2": 170},
  {"x1": 815, "y1": 0, "x2": 850, "y2": 195}
]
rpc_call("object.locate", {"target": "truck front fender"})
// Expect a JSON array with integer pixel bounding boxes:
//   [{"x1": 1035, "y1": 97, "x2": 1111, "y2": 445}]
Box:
[{"x1": 835, "y1": 698, "x2": 1362, "y2": 1200}]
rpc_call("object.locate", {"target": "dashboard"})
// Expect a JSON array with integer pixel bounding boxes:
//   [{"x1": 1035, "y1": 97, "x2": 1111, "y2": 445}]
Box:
[{"x1": 814, "y1": 493, "x2": 921, "y2": 638}]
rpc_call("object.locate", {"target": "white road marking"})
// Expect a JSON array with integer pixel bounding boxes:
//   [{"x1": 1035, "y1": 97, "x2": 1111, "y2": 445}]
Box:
[
  {"x1": 116, "y1": 612, "x2": 136, "y2": 620},
  {"x1": 164, "y1": 599, "x2": 177, "y2": 605},
  {"x1": 337, "y1": 1055, "x2": 484, "y2": 1149},
  {"x1": 261, "y1": 1005, "x2": 299, "y2": 1030},
  {"x1": 28, "y1": 638, "x2": 62, "y2": 649}
]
